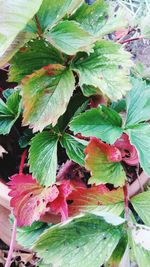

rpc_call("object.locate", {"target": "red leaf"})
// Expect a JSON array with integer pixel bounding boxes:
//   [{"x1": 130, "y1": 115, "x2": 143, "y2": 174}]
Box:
[
  {"x1": 115, "y1": 133, "x2": 139, "y2": 166},
  {"x1": 67, "y1": 182, "x2": 123, "y2": 217},
  {"x1": 8, "y1": 174, "x2": 59, "y2": 227},
  {"x1": 85, "y1": 137, "x2": 122, "y2": 163},
  {"x1": 48, "y1": 180, "x2": 72, "y2": 221}
]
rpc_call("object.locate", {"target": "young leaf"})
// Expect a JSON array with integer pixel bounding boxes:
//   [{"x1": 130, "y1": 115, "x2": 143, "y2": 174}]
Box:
[
  {"x1": 29, "y1": 132, "x2": 58, "y2": 186},
  {"x1": 70, "y1": 106, "x2": 123, "y2": 144},
  {"x1": 0, "y1": 90, "x2": 21, "y2": 135},
  {"x1": 8, "y1": 173, "x2": 59, "y2": 226},
  {"x1": 131, "y1": 191, "x2": 150, "y2": 226},
  {"x1": 22, "y1": 66, "x2": 75, "y2": 132},
  {"x1": 130, "y1": 224, "x2": 150, "y2": 267},
  {"x1": 72, "y1": 40, "x2": 132, "y2": 101},
  {"x1": 9, "y1": 39, "x2": 64, "y2": 83},
  {"x1": 45, "y1": 20, "x2": 94, "y2": 55},
  {"x1": 17, "y1": 222, "x2": 49, "y2": 248},
  {"x1": 34, "y1": 213, "x2": 125, "y2": 267},
  {"x1": 85, "y1": 138, "x2": 126, "y2": 187},
  {"x1": 126, "y1": 124, "x2": 150, "y2": 176},
  {"x1": 125, "y1": 78, "x2": 150, "y2": 127},
  {"x1": 0, "y1": 0, "x2": 43, "y2": 62},
  {"x1": 60, "y1": 133, "x2": 88, "y2": 166}
]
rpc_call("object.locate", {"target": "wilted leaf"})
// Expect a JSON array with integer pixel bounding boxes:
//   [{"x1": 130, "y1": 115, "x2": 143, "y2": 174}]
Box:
[{"x1": 8, "y1": 173, "x2": 59, "y2": 226}]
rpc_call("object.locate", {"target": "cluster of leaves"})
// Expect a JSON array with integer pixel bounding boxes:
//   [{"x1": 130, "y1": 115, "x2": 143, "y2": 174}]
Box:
[{"x1": 1, "y1": 0, "x2": 150, "y2": 267}]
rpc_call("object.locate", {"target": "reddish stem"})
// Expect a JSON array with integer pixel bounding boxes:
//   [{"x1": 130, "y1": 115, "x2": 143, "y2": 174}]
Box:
[
  {"x1": 123, "y1": 183, "x2": 129, "y2": 221},
  {"x1": 19, "y1": 149, "x2": 27, "y2": 174},
  {"x1": 4, "y1": 219, "x2": 17, "y2": 267},
  {"x1": 119, "y1": 35, "x2": 144, "y2": 44},
  {"x1": 35, "y1": 15, "x2": 43, "y2": 37}
]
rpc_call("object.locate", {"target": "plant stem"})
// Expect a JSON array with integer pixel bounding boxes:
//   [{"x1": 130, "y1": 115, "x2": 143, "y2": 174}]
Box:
[
  {"x1": 19, "y1": 149, "x2": 27, "y2": 174},
  {"x1": 4, "y1": 219, "x2": 17, "y2": 267},
  {"x1": 119, "y1": 35, "x2": 144, "y2": 44},
  {"x1": 123, "y1": 183, "x2": 129, "y2": 221},
  {"x1": 35, "y1": 15, "x2": 43, "y2": 38}
]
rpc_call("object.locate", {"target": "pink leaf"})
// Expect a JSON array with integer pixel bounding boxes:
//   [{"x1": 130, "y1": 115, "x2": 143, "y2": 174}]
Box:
[
  {"x1": 8, "y1": 174, "x2": 59, "y2": 226},
  {"x1": 115, "y1": 133, "x2": 139, "y2": 166}
]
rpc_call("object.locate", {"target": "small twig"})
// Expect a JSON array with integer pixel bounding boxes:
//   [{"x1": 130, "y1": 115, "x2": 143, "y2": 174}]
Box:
[
  {"x1": 35, "y1": 15, "x2": 43, "y2": 38},
  {"x1": 123, "y1": 183, "x2": 129, "y2": 221},
  {"x1": 119, "y1": 35, "x2": 144, "y2": 44},
  {"x1": 4, "y1": 219, "x2": 17, "y2": 267}
]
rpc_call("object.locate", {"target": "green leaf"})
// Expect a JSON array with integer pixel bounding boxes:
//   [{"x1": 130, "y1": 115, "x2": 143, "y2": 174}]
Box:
[
  {"x1": 106, "y1": 233, "x2": 128, "y2": 267},
  {"x1": 125, "y1": 78, "x2": 150, "y2": 127},
  {"x1": 19, "y1": 129, "x2": 34, "y2": 148},
  {"x1": 58, "y1": 92, "x2": 88, "y2": 131},
  {"x1": 85, "y1": 138, "x2": 126, "y2": 187},
  {"x1": 126, "y1": 124, "x2": 150, "y2": 176},
  {"x1": 9, "y1": 39, "x2": 64, "y2": 83},
  {"x1": 0, "y1": 31, "x2": 34, "y2": 68},
  {"x1": 0, "y1": 90, "x2": 21, "y2": 135},
  {"x1": 70, "y1": 0, "x2": 107, "y2": 36},
  {"x1": 70, "y1": 1, "x2": 128, "y2": 37},
  {"x1": 22, "y1": 67, "x2": 75, "y2": 132},
  {"x1": 131, "y1": 191, "x2": 150, "y2": 227},
  {"x1": 72, "y1": 40, "x2": 132, "y2": 101},
  {"x1": 34, "y1": 0, "x2": 73, "y2": 32},
  {"x1": 130, "y1": 224, "x2": 150, "y2": 267},
  {"x1": 45, "y1": 20, "x2": 94, "y2": 55},
  {"x1": 29, "y1": 132, "x2": 58, "y2": 186},
  {"x1": 60, "y1": 133, "x2": 87, "y2": 165},
  {"x1": 0, "y1": 0, "x2": 43, "y2": 60},
  {"x1": 34, "y1": 213, "x2": 125, "y2": 267},
  {"x1": 17, "y1": 222, "x2": 48, "y2": 248},
  {"x1": 70, "y1": 106, "x2": 123, "y2": 144}
]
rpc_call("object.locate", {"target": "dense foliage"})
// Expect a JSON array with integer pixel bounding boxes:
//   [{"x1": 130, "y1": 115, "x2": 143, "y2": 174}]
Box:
[{"x1": 1, "y1": 0, "x2": 150, "y2": 266}]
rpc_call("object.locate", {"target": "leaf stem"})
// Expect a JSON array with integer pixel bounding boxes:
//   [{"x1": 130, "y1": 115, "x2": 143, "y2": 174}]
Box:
[
  {"x1": 35, "y1": 15, "x2": 43, "y2": 38},
  {"x1": 4, "y1": 219, "x2": 17, "y2": 267},
  {"x1": 123, "y1": 183, "x2": 129, "y2": 221},
  {"x1": 119, "y1": 35, "x2": 144, "y2": 44},
  {"x1": 19, "y1": 149, "x2": 27, "y2": 174}
]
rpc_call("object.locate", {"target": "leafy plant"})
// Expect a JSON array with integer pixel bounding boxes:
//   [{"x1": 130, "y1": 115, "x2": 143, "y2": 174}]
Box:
[{"x1": 0, "y1": 1, "x2": 150, "y2": 267}]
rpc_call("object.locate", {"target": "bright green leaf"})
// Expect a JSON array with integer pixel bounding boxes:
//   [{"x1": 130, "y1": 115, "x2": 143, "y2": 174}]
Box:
[
  {"x1": 125, "y1": 78, "x2": 150, "y2": 127},
  {"x1": 0, "y1": 0, "x2": 43, "y2": 61},
  {"x1": 45, "y1": 20, "x2": 94, "y2": 55},
  {"x1": 9, "y1": 39, "x2": 64, "y2": 83},
  {"x1": 70, "y1": 106, "x2": 123, "y2": 144},
  {"x1": 72, "y1": 40, "x2": 132, "y2": 101},
  {"x1": 126, "y1": 124, "x2": 150, "y2": 176},
  {"x1": 29, "y1": 132, "x2": 58, "y2": 186},
  {"x1": 60, "y1": 133, "x2": 88, "y2": 165},
  {"x1": 131, "y1": 191, "x2": 150, "y2": 227},
  {"x1": 22, "y1": 67, "x2": 75, "y2": 132},
  {"x1": 34, "y1": 213, "x2": 125, "y2": 267},
  {"x1": 35, "y1": 0, "x2": 73, "y2": 31},
  {"x1": 0, "y1": 90, "x2": 21, "y2": 135}
]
